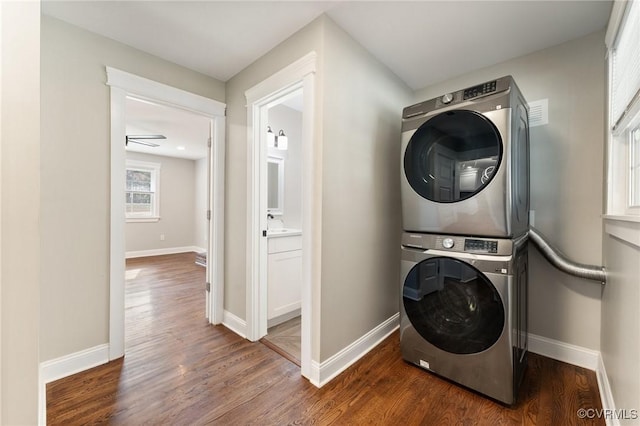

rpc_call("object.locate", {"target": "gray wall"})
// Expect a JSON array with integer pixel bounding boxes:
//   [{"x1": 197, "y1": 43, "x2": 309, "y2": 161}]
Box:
[
  {"x1": 125, "y1": 152, "x2": 199, "y2": 253},
  {"x1": 1, "y1": 2, "x2": 41, "y2": 423},
  {"x1": 413, "y1": 30, "x2": 606, "y2": 350},
  {"x1": 601, "y1": 227, "x2": 640, "y2": 416},
  {"x1": 319, "y1": 18, "x2": 412, "y2": 360},
  {"x1": 40, "y1": 16, "x2": 225, "y2": 361}
]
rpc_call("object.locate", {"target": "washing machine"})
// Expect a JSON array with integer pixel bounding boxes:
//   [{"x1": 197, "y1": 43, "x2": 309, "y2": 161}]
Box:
[
  {"x1": 399, "y1": 231, "x2": 528, "y2": 404},
  {"x1": 401, "y1": 75, "x2": 529, "y2": 238}
]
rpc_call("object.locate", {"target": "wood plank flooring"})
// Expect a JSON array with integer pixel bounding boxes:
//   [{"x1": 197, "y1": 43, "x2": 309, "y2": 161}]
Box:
[{"x1": 47, "y1": 252, "x2": 604, "y2": 425}]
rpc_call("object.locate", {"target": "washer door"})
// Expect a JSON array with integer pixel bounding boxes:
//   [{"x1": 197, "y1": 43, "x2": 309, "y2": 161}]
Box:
[
  {"x1": 404, "y1": 110, "x2": 502, "y2": 203},
  {"x1": 403, "y1": 257, "x2": 505, "y2": 354}
]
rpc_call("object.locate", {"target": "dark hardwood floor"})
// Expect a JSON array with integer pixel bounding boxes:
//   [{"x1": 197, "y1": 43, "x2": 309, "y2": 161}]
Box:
[{"x1": 47, "y1": 252, "x2": 604, "y2": 425}]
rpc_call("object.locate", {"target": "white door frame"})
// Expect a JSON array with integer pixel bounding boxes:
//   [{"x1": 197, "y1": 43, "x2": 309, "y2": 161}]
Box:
[
  {"x1": 245, "y1": 52, "x2": 318, "y2": 380},
  {"x1": 107, "y1": 67, "x2": 226, "y2": 360}
]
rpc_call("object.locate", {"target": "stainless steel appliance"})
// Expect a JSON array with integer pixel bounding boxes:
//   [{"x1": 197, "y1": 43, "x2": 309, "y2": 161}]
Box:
[
  {"x1": 401, "y1": 75, "x2": 529, "y2": 238},
  {"x1": 399, "y1": 232, "x2": 528, "y2": 404}
]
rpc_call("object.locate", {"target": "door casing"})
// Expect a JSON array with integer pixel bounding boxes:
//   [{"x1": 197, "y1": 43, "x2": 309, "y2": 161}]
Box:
[
  {"x1": 107, "y1": 67, "x2": 226, "y2": 360},
  {"x1": 244, "y1": 52, "x2": 318, "y2": 381}
]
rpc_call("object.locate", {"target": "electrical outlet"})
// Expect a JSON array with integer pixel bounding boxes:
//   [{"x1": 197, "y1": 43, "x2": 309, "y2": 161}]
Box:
[{"x1": 160, "y1": 234, "x2": 165, "y2": 241}]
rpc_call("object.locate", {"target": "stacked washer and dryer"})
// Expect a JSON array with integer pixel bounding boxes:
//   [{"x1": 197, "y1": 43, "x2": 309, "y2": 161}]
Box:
[{"x1": 399, "y1": 76, "x2": 530, "y2": 404}]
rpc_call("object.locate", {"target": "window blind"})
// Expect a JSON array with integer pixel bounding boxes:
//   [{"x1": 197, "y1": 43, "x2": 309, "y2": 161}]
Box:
[{"x1": 611, "y1": 0, "x2": 640, "y2": 129}]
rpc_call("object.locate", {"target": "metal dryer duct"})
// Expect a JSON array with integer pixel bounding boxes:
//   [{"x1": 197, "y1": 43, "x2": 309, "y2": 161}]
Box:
[{"x1": 528, "y1": 226, "x2": 607, "y2": 285}]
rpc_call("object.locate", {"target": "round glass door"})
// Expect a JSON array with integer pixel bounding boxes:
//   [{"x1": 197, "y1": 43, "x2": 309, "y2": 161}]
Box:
[
  {"x1": 404, "y1": 110, "x2": 502, "y2": 202},
  {"x1": 403, "y1": 257, "x2": 504, "y2": 354}
]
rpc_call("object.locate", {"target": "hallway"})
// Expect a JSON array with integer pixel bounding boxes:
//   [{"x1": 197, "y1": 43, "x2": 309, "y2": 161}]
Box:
[{"x1": 46, "y1": 252, "x2": 604, "y2": 425}]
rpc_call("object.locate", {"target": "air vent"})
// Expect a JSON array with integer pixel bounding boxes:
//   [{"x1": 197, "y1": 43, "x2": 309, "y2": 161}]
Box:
[{"x1": 528, "y1": 99, "x2": 548, "y2": 127}]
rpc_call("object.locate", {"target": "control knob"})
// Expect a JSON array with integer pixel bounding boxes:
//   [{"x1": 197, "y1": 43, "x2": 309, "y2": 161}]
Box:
[
  {"x1": 442, "y1": 238, "x2": 455, "y2": 249},
  {"x1": 441, "y1": 93, "x2": 454, "y2": 104}
]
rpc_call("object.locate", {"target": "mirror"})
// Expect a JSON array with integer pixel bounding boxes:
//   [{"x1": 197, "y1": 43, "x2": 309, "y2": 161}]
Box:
[{"x1": 267, "y1": 156, "x2": 284, "y2": 215}]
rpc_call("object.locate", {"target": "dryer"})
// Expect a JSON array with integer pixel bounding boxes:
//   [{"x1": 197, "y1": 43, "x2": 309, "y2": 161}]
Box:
[
  {"x1": 399, "y1": 232, "x2": 528, "y2": 404},
  {"x1": 401, "y1": 76, "x2": 529, "y2": 238}
]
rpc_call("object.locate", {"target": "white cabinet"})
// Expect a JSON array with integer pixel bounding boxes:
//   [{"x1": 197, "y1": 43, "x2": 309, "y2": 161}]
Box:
[{"x1": 267, "y1": 235, "x2": 302, "y2": 322}]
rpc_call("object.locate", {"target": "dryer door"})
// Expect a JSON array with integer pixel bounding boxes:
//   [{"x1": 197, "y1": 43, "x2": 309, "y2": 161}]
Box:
[
  {"x1": 403, "y1": 256, "x2": 505, "y2": 354},
  {"x1": 404, "y1": 110, "x2": 502, "y2": 203}
]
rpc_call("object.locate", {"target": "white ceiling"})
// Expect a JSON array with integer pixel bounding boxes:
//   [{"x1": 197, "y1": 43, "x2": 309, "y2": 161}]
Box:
[
  {"x1": 126, "y1": 97, "x2": 211, "y2": 160},
  {"x1": 42, "y1": 0, "x2": 612, "y2": 159}
]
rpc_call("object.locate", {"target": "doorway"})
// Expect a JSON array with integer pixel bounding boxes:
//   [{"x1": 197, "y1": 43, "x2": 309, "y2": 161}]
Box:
[
  {"x1": 124, "y1": 97, "x2": 212, "y2": 352},
  {"x1": 259, "y1": 95, "x2": 304, "y2": 365},
  {"x1": 107, "y1": 67, "x2": 226, "y2": 361},
  {"x1": 245, "y1": 52, "x2": 317, "y2": 381}
]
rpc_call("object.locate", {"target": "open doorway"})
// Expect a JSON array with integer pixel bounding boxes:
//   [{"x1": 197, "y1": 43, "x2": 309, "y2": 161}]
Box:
[
  {"x1": 245, "y1": 52, "x2": 317, "y2": 381},
  {"x1": 107, "y1": 67, "x2": 226, "y2": 361},
  {"x1": 124, "y1": 97, "x2": 211, "y2": 351},
  {"x1": 259, "y1": 95, "x2": 304, "y2": 365}
]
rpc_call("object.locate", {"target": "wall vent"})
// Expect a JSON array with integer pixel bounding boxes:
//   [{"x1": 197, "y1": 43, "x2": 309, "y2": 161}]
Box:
[{"x1": 528, "y1": 99, "x2": 549, "y2": 127}]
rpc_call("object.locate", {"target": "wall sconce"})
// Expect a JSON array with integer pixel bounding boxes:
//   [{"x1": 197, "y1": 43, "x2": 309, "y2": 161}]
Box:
[
  {"x1": 276, "y1": 129, "x2": 288, "y2": 150},
  {"x1": 266, "y1": 126, "x2": 276, "y2": 148}
]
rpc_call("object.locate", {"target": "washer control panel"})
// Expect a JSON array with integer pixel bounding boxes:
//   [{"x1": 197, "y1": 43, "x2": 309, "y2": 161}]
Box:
[{"x1": 464, "y1": 238, "x2": 498, "y2": 253}]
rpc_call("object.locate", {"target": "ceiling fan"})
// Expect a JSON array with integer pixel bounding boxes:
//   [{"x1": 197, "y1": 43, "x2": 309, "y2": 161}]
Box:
[{"x1": 125, "y1": 134, "x2": 166, "y2": 147}]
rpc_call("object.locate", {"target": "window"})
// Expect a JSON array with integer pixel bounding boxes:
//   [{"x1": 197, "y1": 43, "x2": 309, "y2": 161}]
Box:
[
  {"x1": 606, "y1": 0, "x2": 640, "y2": 217},
  {"x1": 126, "y1": 160, "x2": 160, "y2": 221}
]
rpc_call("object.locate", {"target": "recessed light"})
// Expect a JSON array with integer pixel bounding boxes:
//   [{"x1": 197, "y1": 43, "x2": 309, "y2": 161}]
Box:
[{"x1": 176, "y1": 146, "x2": 186, "y2": 151}]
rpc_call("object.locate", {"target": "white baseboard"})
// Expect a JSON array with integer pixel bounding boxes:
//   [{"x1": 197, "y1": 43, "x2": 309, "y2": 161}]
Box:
[
  {"x1": 125, "y1": 246, "x2": 205, "y2": 259},
  {"x1": 41, "y1": 344, "x2": 110, "y2": 384},
  {"x1": 222, "y1": 310, "x2": 247, "y2": 339},
  {"x1": 309, "y1": 313, "x2": 399, "y2": 388},
  {"x1": 39, "y1": 344, "x2": 110, "y2": 425},
  {"x1": 268, "y1": 308, "x2": 301, "y2": 328},
  {"x1": 528, "y1": 333, "x2": 599, "y2": 370},
  {"x1": 596, "y1": 353, "x2": 619, "y2": 426},
  {"x1": 529, "y1": 333, "x2": 618, "y2": 425}
]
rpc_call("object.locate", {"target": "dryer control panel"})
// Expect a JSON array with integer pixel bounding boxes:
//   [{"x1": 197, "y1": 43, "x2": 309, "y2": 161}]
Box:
[{"x1": 463, "y1": 80, "x2": 498, "y2": 100}]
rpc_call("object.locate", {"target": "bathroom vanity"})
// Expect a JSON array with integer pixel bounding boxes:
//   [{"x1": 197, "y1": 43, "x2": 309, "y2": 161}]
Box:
[{"x1": 267, "y1": 229, "x2": 302, "y2": 326}]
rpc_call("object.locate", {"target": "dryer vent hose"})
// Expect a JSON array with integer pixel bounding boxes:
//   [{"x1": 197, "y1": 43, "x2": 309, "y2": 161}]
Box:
[{"x1": 529, "y1": 226, "x2": 607, "y2": 285}]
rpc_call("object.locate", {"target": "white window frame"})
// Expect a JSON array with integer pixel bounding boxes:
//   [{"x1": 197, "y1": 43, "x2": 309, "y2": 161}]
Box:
[
  {"x1": 125, "y1": 159, "x2": 161, "y2": 222},
  {"x1": 605, "y1": 0, "x2": 640, "y2": 221}
]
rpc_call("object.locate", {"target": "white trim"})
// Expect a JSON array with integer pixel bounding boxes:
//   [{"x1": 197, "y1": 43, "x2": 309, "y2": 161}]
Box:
[
  {"x1": 244, "y1": 52, "x2": 318, "y2": 381},
  {"x1": 244, "y1": 53, "x2": 317, "y2": 105},
  {"x1": 604, "y1": 217, "x2": 640, "y2": 248},
  {"x1": 528, "y1": 334, "x2": 619, "y2": 422},
  {"x1": 107, "y1": 67, "x2": 226, "y2": 361},
  {"x1": 126, "y1": 217, "x2": 160, "y2": 223},
  {"x1": 125, "y1": 246, "x2": 205, "y2": 259},
  {"x1": 222, "y1": 310, "x2": 247, "y2": 339},
  {"x1": 39, "y1": 344, "x2": 110, "y2": 425},
  {"x1": 309, "y1": 313, "x2": 399, "y2": 388},
  {"x1": 596, "y1": 354, "x2": 620, "y2": 426},
  {"x1": 106, "y1": 67, "x2": 225, "y2": 116},
  {"x1": 40, "y1": 344, "x2": 110, "y2": 384},
  {"x1": 109, "y1": 86, "x2": 127, "y2": 360},
  {"x1": 528, "y1": 333, "x2": 599, "y2": 370},
  {"x1": 605, "y1": 1, "x2": 629, "y2": 49},
  {"x1": 39, "y1": 375, "x2": 45, "y2": 426}
]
